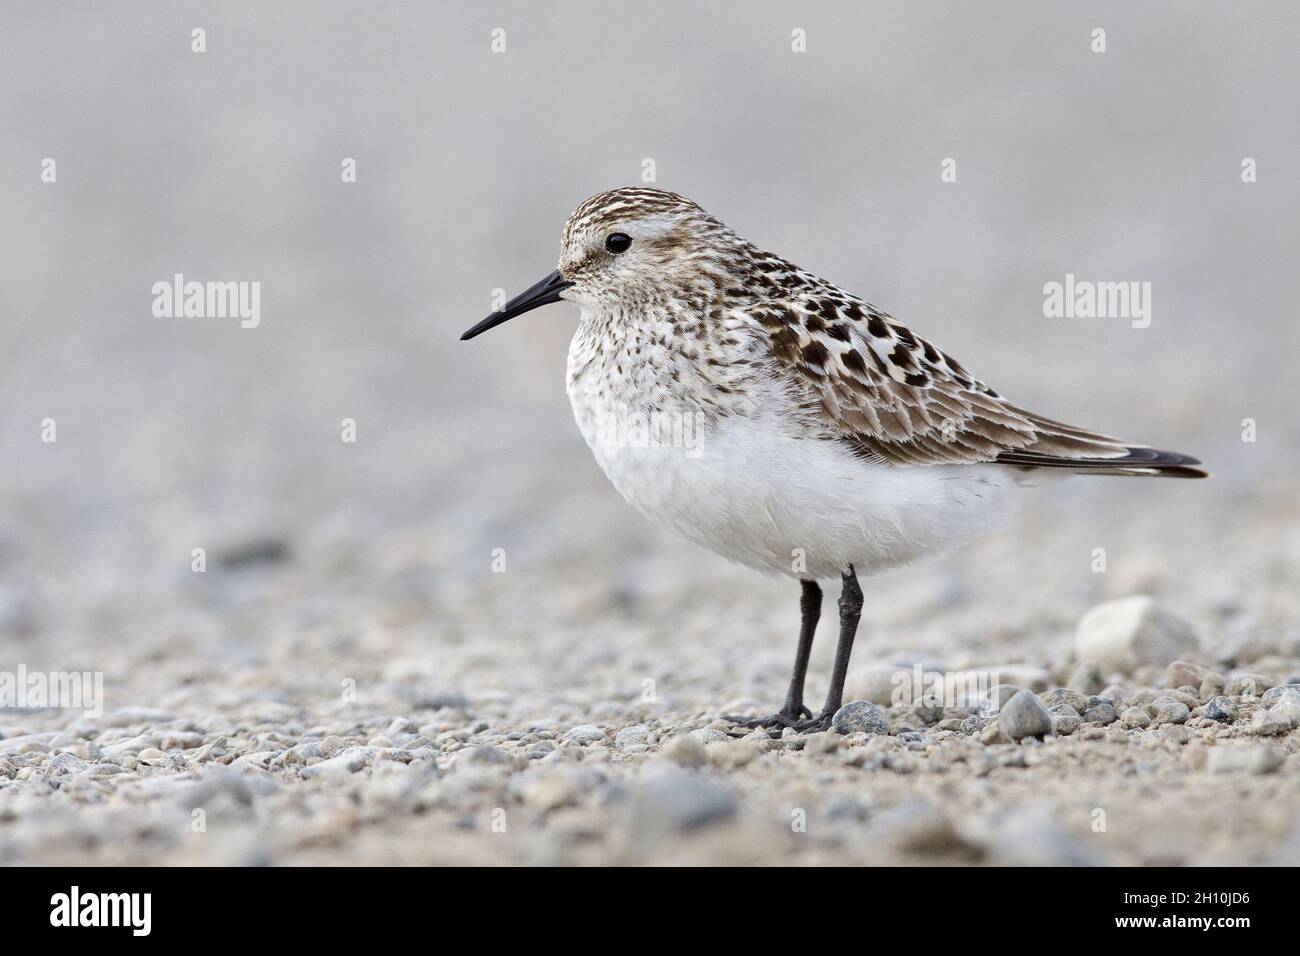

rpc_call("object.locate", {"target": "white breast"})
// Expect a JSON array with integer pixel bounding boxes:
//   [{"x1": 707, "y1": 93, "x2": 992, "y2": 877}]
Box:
[{"x1": 565, "y1": 316, "x2": 1021, "y2": 581}]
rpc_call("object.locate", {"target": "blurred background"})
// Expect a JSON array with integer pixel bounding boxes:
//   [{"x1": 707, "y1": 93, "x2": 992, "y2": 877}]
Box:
[{"x1": 2, "y1": 0, "x2": 1298, "y2": 752}]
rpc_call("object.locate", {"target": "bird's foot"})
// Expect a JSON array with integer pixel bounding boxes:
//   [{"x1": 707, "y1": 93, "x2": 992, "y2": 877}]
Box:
[
  {"x1": 790, "y1": 711, "x2": 835, "y2": 734},
  {"x1": 723, "y1": 704, "x2": 812, "y2": 736}
]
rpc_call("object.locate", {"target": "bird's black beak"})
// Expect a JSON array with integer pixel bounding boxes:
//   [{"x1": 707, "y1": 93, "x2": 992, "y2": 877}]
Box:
[{"x1": 460, "y1": 269, "x2": 572, "y2": 341}]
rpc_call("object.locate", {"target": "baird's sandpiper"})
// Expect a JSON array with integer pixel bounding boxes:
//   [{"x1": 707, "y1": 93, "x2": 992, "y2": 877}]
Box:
[{"x1": 462, "y1": 187, "x2": 1206, "y2": 733}]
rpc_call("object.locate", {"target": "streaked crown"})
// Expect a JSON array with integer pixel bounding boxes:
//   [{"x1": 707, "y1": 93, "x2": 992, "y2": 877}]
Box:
[{"x1": 557, "y1": 187, "x2": 753, "y2": 309}]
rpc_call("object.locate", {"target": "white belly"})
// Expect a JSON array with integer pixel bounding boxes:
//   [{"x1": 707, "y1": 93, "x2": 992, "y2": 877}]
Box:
[{"x1": 566, "y1": 388, "x2": 1020, "y2": 581}]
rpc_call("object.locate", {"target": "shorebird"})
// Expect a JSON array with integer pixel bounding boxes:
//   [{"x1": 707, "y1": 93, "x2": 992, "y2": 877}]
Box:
[{"x1": 461, "y1": 187, "x2": 1206, "y2": 733}]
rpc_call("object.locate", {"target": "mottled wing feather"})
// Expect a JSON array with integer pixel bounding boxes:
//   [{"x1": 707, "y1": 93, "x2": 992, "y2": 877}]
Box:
[{"x1": 742, "y1": 295, "x2": 1201, "y2": 474}]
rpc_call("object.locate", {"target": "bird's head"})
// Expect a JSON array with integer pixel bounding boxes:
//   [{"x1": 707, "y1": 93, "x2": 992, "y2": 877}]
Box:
[{"x1": 460, "y1": 187, "x2": 747, "y2": 340}]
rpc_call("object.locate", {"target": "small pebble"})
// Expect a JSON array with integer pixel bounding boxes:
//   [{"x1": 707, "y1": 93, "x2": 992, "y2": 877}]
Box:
[
  {"x1": 998, "y1": 690, "x2": 1052, "y2": 740},
  {"x1": 1204, "y1": 696, "x2": 1237, "y2": 722},
  {"x1": 1121, "y1": 707, "x2": 1151, "y2": 729},
  {"x1": 1149, "y1": 698, "x2": 1190, "y2": 726},
  {"x1": 831, "y1": 700, "x2": 888, "y2": 736},
  {"x1": 1082, "y1": 697, "x2": 1118, "y2": 725},
  {"x1": 614, "y1": 725, "x2": 650, "y2": 749},
  {"x1": 959, "y1": 716, "x2": 987, "y2": 736},
  {"x1": 1048, "y1": 705, "x2": 1081, "y2": 736},
  {"x1": 561, "y1": 725, "x2": 607, "y2": 745},
  {"x1": 1166, "y1": 660, "x2": 1211, "y2": 689},
  {"x1": 978, "y1": 684, "x2": 1022, "y2": 717},
  {"x1": 980, "y1": 722, "x2": 1012, "y2": 745},
  {"x1": 1268, "y1": 696, "x2": 1300, "y2": 729},
  {"x1": 1040, "y1": 688, "x2": 1090, "y2": 713},
  {"x1": 1261, "y1": 684, "x2": 1300, "y2": 707}
]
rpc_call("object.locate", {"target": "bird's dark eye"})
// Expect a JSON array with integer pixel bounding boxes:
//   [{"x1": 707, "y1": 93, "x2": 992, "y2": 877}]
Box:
[{"x1": 605, "y1": 232, "x2": 632, "y2": 254}]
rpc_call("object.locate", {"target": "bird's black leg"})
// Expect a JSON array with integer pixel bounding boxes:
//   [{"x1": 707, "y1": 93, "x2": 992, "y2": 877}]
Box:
[
  {"x1": 793, "y1": 566, "x2": 863, "y2": 733},
  {"x1": 725, "y1": 579, "x2": 821, "y2": 733},
  {"x1": 781, "y1": 579, "x2": 823, "y2": 718}
]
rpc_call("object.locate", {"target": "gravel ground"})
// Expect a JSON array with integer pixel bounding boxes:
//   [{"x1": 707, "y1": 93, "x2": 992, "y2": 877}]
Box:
[
  {"x1": 3, "y1": 3, "x2": 1300, "y2": 865},
  {"x1": 4, "y1": 478, "x2": 1300, "y2": 866}
]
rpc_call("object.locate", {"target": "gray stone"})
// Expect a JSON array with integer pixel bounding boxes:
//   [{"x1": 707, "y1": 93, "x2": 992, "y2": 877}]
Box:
[
  {"x1": 157, "y1": 731, "x2": 204, "y2": 750},
  {"x1": 1074, "y1": 596, "x2": 1197, "y2": 673},
  {"x1": 613, "y1": 725, "x2": 650, "y2": 749},
  {"x1": 283, "y1": 742, "x2": 324, "y2": 764},
  {"x1": 977, "y1": 684, "x2": 1023, "y2": 717},
  {"x1": 1149, "y1": 698, "x2": 1190, "y2": 726},
  {"x1": 300, "y1": 747, "x2": 377, "y2": 779},
  {"x1": 831, "y1": 700, "x2": 888, "y2": 736},
  {"x1": 1204, "y1": 696, "x2": 1237, "y2": 722},
  {"x1": 98, "y1": 733, "x2": 158, "y2": 758},
  {"x1": 46, "y1": 752, "x2": 88, "y2": 774},
  {"x1": 524, "y1": 741, "x2": 555, "y2": 760},
  {"x1": 1081, "y1": 697, "x2": 1118, "y2": 725},
  {"x1": 1261, "y1": 684, "x2": 1300, "y2": 707},
  {"x1": 1166, "y1": 660, "x2": 1213, "y2": 690},
  {"x1": 1041, "y1": 688, "x2": 1090, "y2": 713},
  {"x1": 979, "y1": 720, "x2": 1013, "y2": 745},
  {"x1": 959, "y1": 715, "x2": 987, "y2": 736},
  {"x1": 1048, "y1": 705, "x2": 1081, "y2": 736},
  {"x1": 460, "y1": 744, "x2": 513, "y2": 766},
  {"x1": 1162, "y1": 688, "x2": 1201, "y2": 709},
  {"x1": 997, "y1": 690, "x2": 1052, "y2": 740},
  {"x1": 1120, "y1": 707, "x2": 1151, "y2": 729},
  {"x1": 1268, "y1": 696, "x2": 1300, "y2": 729},
  {"x1": 561, "y1": 724, "x2": 607, "y2": 745}
]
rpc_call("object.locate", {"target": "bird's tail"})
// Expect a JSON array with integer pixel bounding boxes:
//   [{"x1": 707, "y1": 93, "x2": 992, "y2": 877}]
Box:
[
  {"x1": 989, "y1": 407, "x2": 1209, "y2": 478},
  {"x1": 995, "y1": 445, "x2": 1209, "y2": 478}
]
